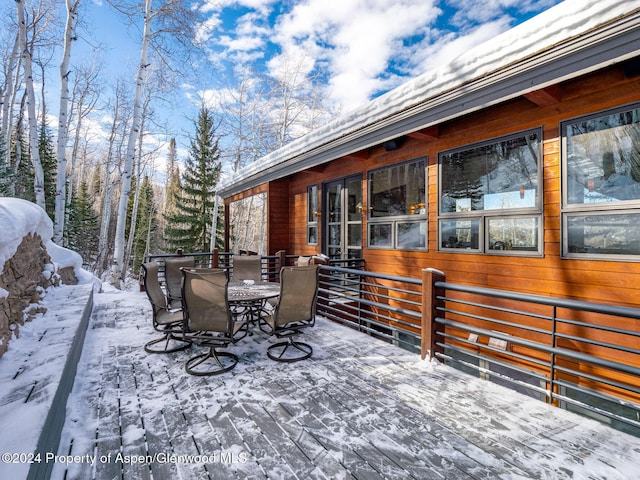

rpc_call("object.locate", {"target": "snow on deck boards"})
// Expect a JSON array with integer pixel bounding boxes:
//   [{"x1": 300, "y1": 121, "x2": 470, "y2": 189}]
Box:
[{"x1": 53, "y1": 287, "x2": 639, "y2": 480}]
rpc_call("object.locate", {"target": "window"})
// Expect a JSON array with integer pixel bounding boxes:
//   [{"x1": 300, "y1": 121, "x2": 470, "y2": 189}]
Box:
[
  {"x1": 307, "y1": 185, "x2": 318, "y2": 245},
  {"x1": 367, "y1": 158, "x2": 427, "y2": 250},
  {"x1": 439, "y1": 129, "x2": 542, "y2": 254},
  {"x1": 562, "y1": 104, "x2": 640, "y2": 258}
]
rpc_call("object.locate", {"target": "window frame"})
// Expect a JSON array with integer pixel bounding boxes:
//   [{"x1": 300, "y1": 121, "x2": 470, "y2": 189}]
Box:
[
  {"x1": 561, "y1": 102, "x2": 640, "y2": 260},
  {"x1": 438, "y1": 128, "x2": 544, "y2": 256},
  {"x1": 366, "y1": 157, "x2": 428, "y2": 251}
]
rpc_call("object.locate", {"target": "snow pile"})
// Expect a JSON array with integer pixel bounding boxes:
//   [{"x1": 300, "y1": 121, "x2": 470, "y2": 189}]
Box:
[{"x1": 0, "y1": 197, "x2": 95, "y2": 286}]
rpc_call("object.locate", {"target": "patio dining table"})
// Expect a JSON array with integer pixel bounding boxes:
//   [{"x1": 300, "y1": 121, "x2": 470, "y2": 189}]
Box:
[
  {"x1": 227, "y1": 281, "x2": 280, "y2": 326},
  {"x1": 227, "y1": 281, "x2": 280, "y2": 302}
]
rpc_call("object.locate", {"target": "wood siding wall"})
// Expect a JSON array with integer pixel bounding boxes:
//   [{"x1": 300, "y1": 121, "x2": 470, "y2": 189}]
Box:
[{"x1": 234, "y1": 64, "x2": 640, "y2": 309}]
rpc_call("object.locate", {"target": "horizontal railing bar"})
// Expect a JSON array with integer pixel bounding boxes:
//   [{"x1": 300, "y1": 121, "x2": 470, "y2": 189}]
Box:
[
  {"x1": 437, "y1": 294, "x2": 555, "y2": 323},
  {"x1": 435, "y1": 281, "x2": 640, "y2": 320},
  {"x1": 319, "y1": 301, "x2": 416, "y2": 330},
  {"x1": 554, "y1": 378, "x2": 640, "y2": 410},
  {"x1": 549, "y1": 389, "x2": 640, "y2": 430},
  {"x1": 555, "y1": 316, "x2": 640, "y2": 338},
  {"x1": 437, "y1": 318, "x2": 640, "y2": 377},
  {"x1": 552, "y1": 364, "x2": 640, "y2": 396},
  {"x1": 435, "y1": 352, "x2": 551, "y2": 397},
  {"x1": 437, "y1": 334, "x2": 552, "y2": 372},
  {"x1": 322, "y1": 265, "x2": 422, "y2": 285},
  {"x1": 554, "y1": 332, "x2": 640, "y2": 356},
  {"x1": 438, "y1": 306, "x2": 553, "y2": 337},
  {"x1": 320, "y1": 288, "x2": 422, "y2": 320}
]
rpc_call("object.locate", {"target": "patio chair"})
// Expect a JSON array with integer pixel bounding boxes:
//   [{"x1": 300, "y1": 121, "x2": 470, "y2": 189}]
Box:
[
  {"x1": 230, "y1": 255, "x2": 264, "y2": 324},
  {"x1": 141, "y1": 262, "x2": 191, "y2": 354},
  {"x1": 164, "y1": 256, "x2": 195, "y2": 307},
  {"x1": 231, "y1": 254, "x2": 263, "y2": 282},
  {"x1": 264, "y1": 265, "x2": 319, "y2": 362},
  {"x1": 181, "y1": 268, "x2": 247, "y2": 375}
]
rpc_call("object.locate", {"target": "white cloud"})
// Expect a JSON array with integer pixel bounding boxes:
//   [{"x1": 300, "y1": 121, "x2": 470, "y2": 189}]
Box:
[{"x1": 271, "y1": 0, "x2": 442, "y2": 111}]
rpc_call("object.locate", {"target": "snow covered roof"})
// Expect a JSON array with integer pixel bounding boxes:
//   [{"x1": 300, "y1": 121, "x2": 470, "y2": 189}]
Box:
[{"x1": 218, "y1": 0, "x2": 640, "y2": 198}]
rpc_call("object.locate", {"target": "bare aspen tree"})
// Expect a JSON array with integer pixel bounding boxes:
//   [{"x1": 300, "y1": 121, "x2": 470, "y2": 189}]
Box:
[
  {"x1": 108, "y1": 0, "x2": 199, "y2": 288},
  {"x1": 219, "y1": 71, "x2": 272, "y2": 251},
  {"x1": 16, "y1": 0, "x2": 45, "y2": 208},
  {"x1": 266, "y1": 50, "x2": 318, "y2": 148},
  {"x1": 67, "y1": 60, "x2": 102, "y2": 207},
  {"x1": 96, "y1": 80, "x2": 131, "y2": 272},
  {"x1": 124, "y1": 85, "x2": 159, "y2": 278},
  {"x1": 1, "y1": 32, "x2": 21, "y2": 188},
  {"x1": 54, "y1": 0, "x2": 81, "y2": 243}
]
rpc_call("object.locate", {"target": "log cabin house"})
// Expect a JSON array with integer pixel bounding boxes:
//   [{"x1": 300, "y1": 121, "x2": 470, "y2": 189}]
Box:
[{"x1": 216, "y1": 0, "x2": 640, "y2": 431}]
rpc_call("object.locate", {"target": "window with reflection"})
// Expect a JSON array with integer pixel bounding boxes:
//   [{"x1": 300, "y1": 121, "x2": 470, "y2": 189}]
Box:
[
  {"x1": 307, "y1": 185, "x2": 318, "y2": 245},
  {"x1": 562, "y1": 104, "x2": 640, "y2": 258},
  {"x1": 367, "y1": 158, "x2": 427, "y2": 250},
  {"x1": 439, "y1": 129, "x2": 542, "y2": 254}
]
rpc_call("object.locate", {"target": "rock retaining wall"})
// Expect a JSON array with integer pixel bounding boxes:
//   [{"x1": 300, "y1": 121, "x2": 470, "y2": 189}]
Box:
[{"x1": 0, "y1": 233, "x2": 76, "y2": 358}]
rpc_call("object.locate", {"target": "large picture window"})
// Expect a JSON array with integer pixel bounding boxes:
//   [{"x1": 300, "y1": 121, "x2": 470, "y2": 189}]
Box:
[
  {"x1": 367, "y1": 158, "x2": 427, "y2": 250},
  {"x1": 439, "y1": 129, "x2": 542, "y2": 254},
  {"x1": 562, "y1": 104, "x2": 640, "y2": 258}
]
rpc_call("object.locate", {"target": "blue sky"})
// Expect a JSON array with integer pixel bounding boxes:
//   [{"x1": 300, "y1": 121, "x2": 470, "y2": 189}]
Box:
[
  {"x1": 77, "y1": 0, "x2": 563, "y2": 165},
  {"x1": 192, "y1": 0, "x2": 562, "y2": 111},
  {"x1": 87, "y1": 0, "x2": 562, "y2": 112}
]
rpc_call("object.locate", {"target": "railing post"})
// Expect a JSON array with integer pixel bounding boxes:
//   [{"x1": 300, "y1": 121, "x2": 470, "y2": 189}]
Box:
[
  {"x1": 275, "y1": 250, "x2": 286, "y2": 282},
  {"x1": 422, "y1": 268, "x2": 446, "y2": 360},
  {"x1": 211, "y1": 249, "x2": 219, "y2": 268}
]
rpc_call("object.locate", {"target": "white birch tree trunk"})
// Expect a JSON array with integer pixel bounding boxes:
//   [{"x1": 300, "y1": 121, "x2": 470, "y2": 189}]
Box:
[
  {"x1": 54, "y1": 0, "x2": 80, "y2": 243},
  {"x1": 1, "y1": 33, "x2": 20, "y2": 184},
  {"x1": 16, "y1": 0, "x2": 45, "y2": 209},
  {"x1": 110, "y1": 0, "x2": 152, "y2": 288},
  {"x1": 123, "y1": 125, "x2": 145, "y2": 279}
]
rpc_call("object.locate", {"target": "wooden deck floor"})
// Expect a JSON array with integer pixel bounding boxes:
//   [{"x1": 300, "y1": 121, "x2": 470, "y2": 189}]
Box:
[{"x1": 53, "y1": 287, "x2": 640, "y2": 480}]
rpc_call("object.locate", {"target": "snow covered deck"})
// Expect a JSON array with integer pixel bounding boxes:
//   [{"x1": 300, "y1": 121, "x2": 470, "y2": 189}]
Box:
[{"x1": 4, "y1": 284, "x2": 639, "y2": 479}]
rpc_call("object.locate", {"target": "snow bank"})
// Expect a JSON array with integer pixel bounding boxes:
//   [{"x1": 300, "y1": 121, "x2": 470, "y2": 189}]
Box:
[{"x1": 0, "y1": 197, "x2": 95, "y2": 285}]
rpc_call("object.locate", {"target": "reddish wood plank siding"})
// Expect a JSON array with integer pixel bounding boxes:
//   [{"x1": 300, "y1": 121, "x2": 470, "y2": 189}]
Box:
[{"x1": 238, "y1": 63, "x2": 640, "y2": 310}]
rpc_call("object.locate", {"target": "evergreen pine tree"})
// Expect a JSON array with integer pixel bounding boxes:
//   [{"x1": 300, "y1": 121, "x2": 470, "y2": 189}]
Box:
[
  {"x1": 132, "y1": 175, "x2": 158, "y2": 271},
  {"x1": 0, "y1": 139, "x2": 10, "y2": 196},
  {"x1": 165, "y1": 106, "x2": 222, "y2": 252},
  {"x1": 161, "y1": 138, "x2": 180, "y2": 247},
  {"x1": 38, "y1": 118, "x2": 57, "y2": 217},
  {"x1": 65, "y1": 180, "x2": 100, "y2": 266},
  {"x1": 13, "y1": 129, "x2": 35, "y2": 203}
]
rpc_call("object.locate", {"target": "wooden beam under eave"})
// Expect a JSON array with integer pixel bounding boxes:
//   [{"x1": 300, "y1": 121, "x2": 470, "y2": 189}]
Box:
[
  {"x1": 408, "y1": 125, "x2": 440, "y2": 141},
  {"x1": 523, "y1": 85, "x2": 562, "y2": 107},
  {"x1": 298, "y1": 164, "x2": 327, "y2": 174},
  {"x1": 345, "y1": 151, "x2": 369, "y2": 160}
]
